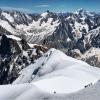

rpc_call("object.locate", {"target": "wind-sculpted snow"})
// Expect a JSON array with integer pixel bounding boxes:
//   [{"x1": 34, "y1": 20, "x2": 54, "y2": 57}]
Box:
[
  {"x1": 0, "y1": 55, "x2": 100, "y2": 100},
  {"x1": 13, "y1": 48, "x2": 100, "y2": 94},
  {"x1": 1, "y1": 49, "x2": 100, "y2": 99},
  {"x1": 1, "y1": 81, "x2": 100, "y2": 100}
]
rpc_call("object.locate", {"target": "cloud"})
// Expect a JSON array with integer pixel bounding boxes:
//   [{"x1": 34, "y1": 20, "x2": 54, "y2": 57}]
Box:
[
  {"x1": 0, "y1": 7, "x2": 32, "y2": 13},
  {"x1": 34, "y1": 5, "x2": 50, "y2": 8}
]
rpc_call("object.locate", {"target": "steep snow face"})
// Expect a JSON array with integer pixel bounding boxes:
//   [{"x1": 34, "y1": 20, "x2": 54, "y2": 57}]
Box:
[{"x1": 13, "y1": 48, "x2": 100, "y2": 93}]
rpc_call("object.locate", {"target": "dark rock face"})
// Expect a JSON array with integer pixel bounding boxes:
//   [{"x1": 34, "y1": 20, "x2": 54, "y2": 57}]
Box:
[
  {"x1": 0, "y1": 26, "x2": 11, "y2": 35},
  {"x1": 91, "y1": 33, "x2": 100, "y2": 48},
  {"x1": 0, "y1": 35, "x2": 21, "y2": 84},
  {"x1": 0, "y1": 35, "x2": 48, "y2": 84},
  {"x1": 0, "y1": 35, "x2": 11, "y2": 57},
  {"x1": 85, "y1": 56, "x2": 99, "y2": 67},
  {"x1": 21, "y1": 39, "x2": 30, "y2": 50}
]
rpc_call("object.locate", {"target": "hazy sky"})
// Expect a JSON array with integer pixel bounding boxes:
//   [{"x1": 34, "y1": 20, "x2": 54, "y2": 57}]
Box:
[{"x1": 0, "y1": 0, "x2": 100, "y2": 13}]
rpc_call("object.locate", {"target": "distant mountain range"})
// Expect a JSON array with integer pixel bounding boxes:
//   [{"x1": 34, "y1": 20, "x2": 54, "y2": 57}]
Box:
[
  {"x1": 0, "y1": 8, "x2": 100, "y2": 65},
  {"x1": 0, "y1": 8, "x2": 100, "y2": 84}
]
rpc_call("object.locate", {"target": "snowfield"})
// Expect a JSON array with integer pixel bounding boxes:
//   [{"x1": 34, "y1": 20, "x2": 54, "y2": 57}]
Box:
[
  {"x1": 1, "y1": 48, "x2": 100, "y2": 99},
  {"x1": 33, "y1": 76, "x2": 85, "y2": 94},
  {"x1": 0, "y1": 78, "x2": 100, "y2": 100}
]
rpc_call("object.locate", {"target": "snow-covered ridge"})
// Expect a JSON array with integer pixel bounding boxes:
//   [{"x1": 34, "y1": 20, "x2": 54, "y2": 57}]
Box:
[
  {"x1": 0, "y1": 47, "x2": 100, "y2": 99},
  {"x1": 13, "y1": 48, "x2": 100, "y2": 94}
]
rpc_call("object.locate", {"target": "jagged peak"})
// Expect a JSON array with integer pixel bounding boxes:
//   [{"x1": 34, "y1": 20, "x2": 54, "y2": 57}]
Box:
[
  {"x1": 78, "y1": 8, "x2": 87, "y2": 12},
  {"x1": 74, "y1": 8, "x2": 90, "y2": 17},
  {"x1": 41, "y1": 10, "x2": 54, "y2": 18}
]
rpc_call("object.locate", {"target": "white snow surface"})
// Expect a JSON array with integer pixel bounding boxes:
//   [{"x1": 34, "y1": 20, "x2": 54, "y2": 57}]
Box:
[
  {"x1": 41, "y1": 12, "x2": 49, "y2": 18},
  {"x1": 13, "y1": 48, "x2": 100, "y2": 94},
  {"x1": 1, "y1": 49, "x2": 100, "y2": 99},
  {"x1": 1, "y1": 81, "x2": 100, "y2": 100},
  {"x1": 33, "y1": 76, "x2": 85, "y2": 93},
  {"x1": 6, "y1": 35, "x2": 21, "y2": 41}
]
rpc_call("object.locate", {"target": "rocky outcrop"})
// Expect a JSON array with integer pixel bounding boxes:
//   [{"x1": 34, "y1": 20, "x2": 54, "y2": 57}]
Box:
[{"x1": 0, "y1": 35, "x2": 48, "y2": 84}]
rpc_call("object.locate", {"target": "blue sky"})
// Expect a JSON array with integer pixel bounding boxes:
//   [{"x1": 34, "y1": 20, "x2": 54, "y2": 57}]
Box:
[{"x1": 0, "y1": 0, "x2": 100, "y2": 13}]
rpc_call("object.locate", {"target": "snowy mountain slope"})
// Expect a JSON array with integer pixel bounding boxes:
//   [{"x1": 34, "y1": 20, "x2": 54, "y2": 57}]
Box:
[
  {"x1": 1, "y1": 48, "x2": 100, "y2": 99},
  {"x1": 13, "y1": 48, "x2": 100, "y2": 94},
  {"x1": 0, "y1": 81, "x2": 100, "y2": 100}
]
